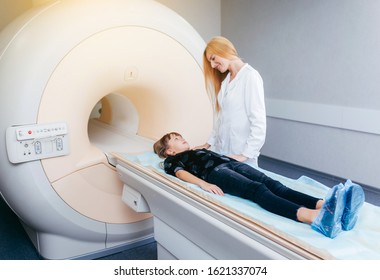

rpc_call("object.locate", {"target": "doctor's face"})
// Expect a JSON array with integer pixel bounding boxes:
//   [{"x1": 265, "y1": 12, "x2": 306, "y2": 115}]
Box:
[{"x1": 207, "y1": 52, "x2": 229, "y2": 73}]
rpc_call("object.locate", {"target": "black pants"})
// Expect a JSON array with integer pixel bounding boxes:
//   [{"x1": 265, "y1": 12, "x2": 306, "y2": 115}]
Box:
[{"x1": 207, "y1": 162, "x2": 321, "y2": 221}]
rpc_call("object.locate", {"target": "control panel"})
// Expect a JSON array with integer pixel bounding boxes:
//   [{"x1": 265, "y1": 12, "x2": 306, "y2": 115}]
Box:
[{"x1": 6, "y1": 122, "x2": 69, "y2": 164}]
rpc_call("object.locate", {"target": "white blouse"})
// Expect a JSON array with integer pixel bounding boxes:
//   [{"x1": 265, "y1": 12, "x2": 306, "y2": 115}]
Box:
[{"x1": 207, "y1": 64, "x2": 266, "y2": 166}]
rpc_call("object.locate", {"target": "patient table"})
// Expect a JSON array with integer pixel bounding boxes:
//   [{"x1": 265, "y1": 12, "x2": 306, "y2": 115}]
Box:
[{"x1": 113, "y1": 151, "x2": 380, "y2": 260}]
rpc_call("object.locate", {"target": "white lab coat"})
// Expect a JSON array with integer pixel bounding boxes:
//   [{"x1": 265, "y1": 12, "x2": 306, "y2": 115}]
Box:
[{"x1": 207, "y1": 64, "x2": 266, "y2": 166}]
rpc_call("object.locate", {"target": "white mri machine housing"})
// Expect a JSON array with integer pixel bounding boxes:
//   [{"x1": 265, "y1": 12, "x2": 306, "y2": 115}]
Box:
[{"x1": 0, "y1": 0, "x2": 212, "y2": 259}]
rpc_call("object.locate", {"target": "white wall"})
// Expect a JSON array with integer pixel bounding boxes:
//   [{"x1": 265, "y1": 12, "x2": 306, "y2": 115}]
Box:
[
  {"x1": 157, "y1": 0, "x2": 220, "y2": 41},
  {"x1": 221, "y1": 0, "x2": 380, "y2": 188}
]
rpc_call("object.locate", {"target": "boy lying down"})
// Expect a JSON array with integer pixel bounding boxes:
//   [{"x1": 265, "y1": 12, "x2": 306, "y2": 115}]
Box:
[{"x1": 153, "y1": 132, "x2": 365, "y2": 239}]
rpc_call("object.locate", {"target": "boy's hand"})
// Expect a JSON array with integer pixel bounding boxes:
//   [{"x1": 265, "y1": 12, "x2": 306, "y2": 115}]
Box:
[
  {"x1": 199, "y1": 182, "x2": 224, "y2": 195},
  {"x1": 175, "y1": 170, "x2": 223, "y2": 195}
]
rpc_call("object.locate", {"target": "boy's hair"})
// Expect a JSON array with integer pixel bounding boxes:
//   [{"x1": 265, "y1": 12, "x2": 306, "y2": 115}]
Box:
[{"x1": 153, "y1": 132, "x2": 182, "y2": 158}]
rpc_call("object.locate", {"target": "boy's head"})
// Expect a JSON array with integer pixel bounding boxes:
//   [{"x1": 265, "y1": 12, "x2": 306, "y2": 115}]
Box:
[{"x1": 153, "y1": 132, "x2": 190, "y2": 158}]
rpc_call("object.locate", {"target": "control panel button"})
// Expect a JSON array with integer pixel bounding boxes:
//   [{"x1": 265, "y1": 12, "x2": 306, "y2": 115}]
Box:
[{"x1": 6, "y1": 122, "x2": 70, "y2": 164}]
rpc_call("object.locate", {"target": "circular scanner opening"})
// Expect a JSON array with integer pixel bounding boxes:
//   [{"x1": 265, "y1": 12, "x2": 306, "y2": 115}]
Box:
[
  {"x1": 47, "y1": 90, "x2": 155, "y2": 224},
  {"x1": 88, "y1": 92, "x2": 153, "y2": 156}
]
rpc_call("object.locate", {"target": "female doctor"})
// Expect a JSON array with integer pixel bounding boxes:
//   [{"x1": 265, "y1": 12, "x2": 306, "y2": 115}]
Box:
[{"x1": 196, "y1": 36, "x2": 266, "y2": 166}]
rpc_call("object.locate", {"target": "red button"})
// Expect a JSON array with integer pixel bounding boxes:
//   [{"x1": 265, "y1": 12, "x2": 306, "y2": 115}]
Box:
[{"x1": 28, "y1": 130, "x2": 32, "y2": 134}]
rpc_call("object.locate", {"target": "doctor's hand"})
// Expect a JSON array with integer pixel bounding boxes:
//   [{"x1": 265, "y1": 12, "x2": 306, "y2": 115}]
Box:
[
  {"x1": 227, "y1": 154, "x2": 248, "y2": 162},
  {"x1": 199, "y1": 182, "x2": 224, "y2": 196},
  {"x1": 192, "y1": 143, "x2": 211, "y2": 150}
]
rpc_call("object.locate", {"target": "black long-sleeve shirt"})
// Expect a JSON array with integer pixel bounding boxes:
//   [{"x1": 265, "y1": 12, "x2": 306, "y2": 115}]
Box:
[{"x1": 164, "y1": 149, "x2": 235, "y2": 180}]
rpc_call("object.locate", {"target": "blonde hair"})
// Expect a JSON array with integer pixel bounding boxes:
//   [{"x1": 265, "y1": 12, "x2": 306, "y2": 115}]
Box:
[
  {"x1": 153, "y1": 132, "x2": 182, "y2": 158},
  {"x1": 203, "y1": 36, "x2": 239, "y2": 111}
]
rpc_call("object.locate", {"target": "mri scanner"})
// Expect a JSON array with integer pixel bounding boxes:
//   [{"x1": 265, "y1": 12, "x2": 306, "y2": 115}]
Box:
[
  {"x1": 2, "y1": 0, "x2": 380, "y2": 260},
  {"x1": 0, "y1": 0, "x2": 212, "y2": 259}
]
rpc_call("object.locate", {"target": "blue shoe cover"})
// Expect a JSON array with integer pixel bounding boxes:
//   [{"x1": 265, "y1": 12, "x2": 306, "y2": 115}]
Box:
[
  {"x1": 311, "y1": 184, "x2": 345, "y2": 238},
  {"x1": 342, "y1": 179, "x2": 365, "y2": 231}
]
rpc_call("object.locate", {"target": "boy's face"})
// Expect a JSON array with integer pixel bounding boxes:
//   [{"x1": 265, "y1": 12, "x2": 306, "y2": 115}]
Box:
[{"x1": 166, "y1": 134, "x2": 190, "y2": 156}]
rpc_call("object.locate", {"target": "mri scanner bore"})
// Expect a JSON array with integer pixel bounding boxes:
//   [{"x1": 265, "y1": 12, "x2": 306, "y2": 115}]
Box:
[{"x1": 0, "y1": 0, "x2": 211, "y2": 259}]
